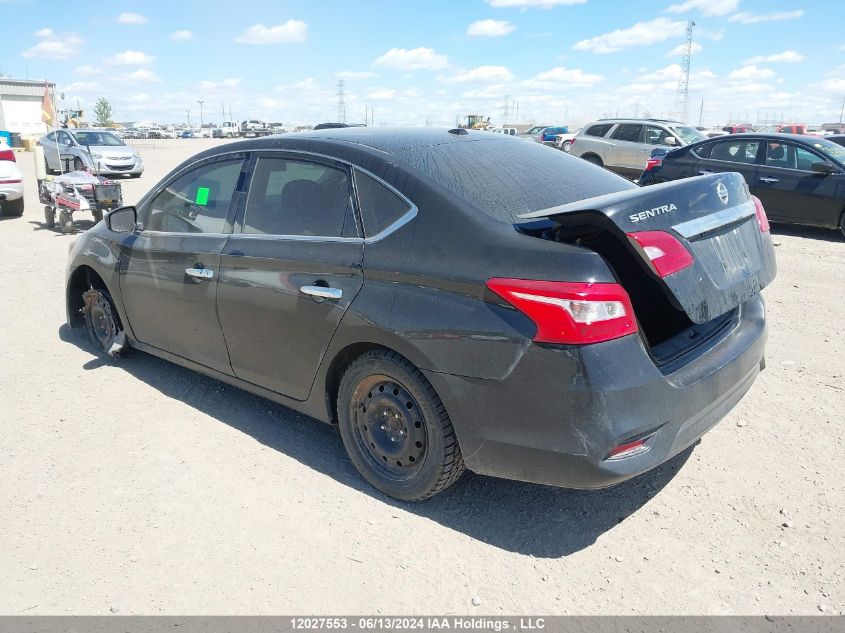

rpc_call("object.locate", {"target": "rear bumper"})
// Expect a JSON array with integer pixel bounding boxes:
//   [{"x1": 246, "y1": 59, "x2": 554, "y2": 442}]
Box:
[
  {"x1": 424, "y1": 295, "x2": 767, "y2": 489},
  {"x1": 0, "y1": 182, "x2": 24, "y2": 200}
]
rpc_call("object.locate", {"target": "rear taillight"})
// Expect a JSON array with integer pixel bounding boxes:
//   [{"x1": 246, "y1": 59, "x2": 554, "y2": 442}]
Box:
[
  {"x1": 752, "y1": 195, "x2": 770, "y2": 232},
  {"x1": 569, "y1": 138, "x2": 575, "y2": 146},
  {"x1": 0, "y1": 149, "x2": 15, "y2": 162},
  {"x1": 0, "y1": 179, "x2": 22, "y2": 184},
  {"x1": 606, "y1": 437, "x2": 651, "y2": 460},
  {"x1": 627, "y1": 231, "x2": 693, "y2": 278},
  {"x1": 486, "y1": 278, "x2": 638, "y2": 345}
]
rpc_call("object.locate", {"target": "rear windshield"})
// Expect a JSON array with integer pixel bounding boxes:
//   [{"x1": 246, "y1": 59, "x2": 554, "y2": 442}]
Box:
[{"x1": 397, "y1": 138, "x2": 635, "y2": 224}]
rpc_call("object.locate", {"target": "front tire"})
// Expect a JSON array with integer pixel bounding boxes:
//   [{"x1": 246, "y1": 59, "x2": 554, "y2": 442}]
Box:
[
  {"x1": 582, "y1": 154, "x2": 603, "y2": 166},
  {"x1": 81, "y1": 287, "x2": 124, "y2": 357},
  {"x1": 337, "y1": 349, "x2": 465, "y2": 501},
  {"x1": 1, "y1": 197, "x2": 24, "y2": 217}
]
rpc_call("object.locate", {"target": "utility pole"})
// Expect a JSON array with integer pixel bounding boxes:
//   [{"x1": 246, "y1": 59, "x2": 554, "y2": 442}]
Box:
[
  {"x1": 840, "y1": 97, "x2": 845, "y2": 123},
  {"x1": 186, "y1": 109, "x2": 191, "y2": 126},
  {"x1": 503, "y1": 95, "x2": 511, "y2": 126},
  {"x1": 197, "y1": 100, "x2": 204, "y2": 130},
  {"x1": 222, "y1": 101, "x2": 226, "y2": 123},
  {"x1": 336, "y1": 80, "x2": 346, "y2": 124},
  {"x1": 698, "y1": 98, "x2": 704, "y2": 126},
  {"x1": 673, "y1": 20, "x2": 695, "y2": 122}
]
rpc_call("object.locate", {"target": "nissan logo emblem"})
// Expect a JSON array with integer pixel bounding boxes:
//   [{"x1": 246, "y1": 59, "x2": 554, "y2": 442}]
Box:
[{"x1": 717, "y1": 182, "x2": 729, "y2": 205}]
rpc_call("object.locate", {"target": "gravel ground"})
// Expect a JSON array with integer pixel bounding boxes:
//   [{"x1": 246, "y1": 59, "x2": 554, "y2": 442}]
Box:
[{"x1": 1, "y1": 139, "x2": 843, "y2": 615}]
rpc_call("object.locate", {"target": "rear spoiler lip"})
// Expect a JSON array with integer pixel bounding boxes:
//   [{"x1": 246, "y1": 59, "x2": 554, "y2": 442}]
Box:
[{"x1": 517, "y1": 173, "x2": 746, "y2": 222}]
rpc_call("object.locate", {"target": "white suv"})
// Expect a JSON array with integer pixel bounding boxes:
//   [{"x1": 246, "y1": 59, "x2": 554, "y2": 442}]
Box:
[
  {"x1": 0, "y1": 145, "x2": 24, "y2": 217},
  {"x1": 571, "y1": 118, "x2": 707, "y2": 177}
]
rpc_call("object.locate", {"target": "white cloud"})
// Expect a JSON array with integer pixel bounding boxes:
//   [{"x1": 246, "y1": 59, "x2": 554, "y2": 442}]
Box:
[
  {"x1": 200, "y1": 78, "x2": 242, "y2": 90},
  {"x1": 373, "y1": 47, "x2": 449, "y2": 70},
  {"x1": 62, "y1": 81, "x2": 101, "y2": 93},
  {"x1": 367, "y1": 89, "x2": 397, "y2": 101},
  {"x1": 116, "y1": 12, "x2": 148, "y2": 25},
  {"x1": 665, "y1": 0, "x2": 738, "y2": 16},
  {"x1": 170, "y1": 30, "x2": 194, "y2": 42},
  {"x1": 294, "y1": 78, "x2": 317, "y2": 90},
  {"x1": 485, "y1": 0, "x2": 587, "y2": 8},
  {"x1": 744, "y1": 50, "x2": 805, "y2": 64},
  {"x1": 442, "y1": 65, "x2": 514, "y2": 83},
  {"x1": 75, "y1": 64, "x2": 103, "y2": 75},
  {"x1": 235, "y1": 20, "x2": 308, "y2": 44},
  {"x1": 816, "y1": 78, "x2": 845, "y2": 94},
  {"x1": 21, "y1": 30, "x2": 83, "y2": 58},
  {"x1": 525, "y1": 66, "x2": 603, "y2": 89},
  {"x1": 467, "y1": 19, "x2": 516, "y2": 37},
  {"x1": 728, "y1": 65, "x2": 775, "y2": 81},
  {"x1": 108, "y1": 50, "x2": 155, "y2": 66},
  {"x1": 729, "y1": 10, "x2": 804, "y2": 24},
  {"x1": 123, "y1": 69, "x2": 161, "y2": 83},
  {"x1": 336, "y1": 71, "x2": 377, "y2": 80},
  {"x1": 573, "y1": 18, "x2": 687, "y2": 54},
  {"x1": 666, "y1": 41, "x2": 702, "y2": 57}
]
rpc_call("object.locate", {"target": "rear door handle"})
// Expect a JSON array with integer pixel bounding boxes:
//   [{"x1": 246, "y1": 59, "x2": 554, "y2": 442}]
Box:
[
  {"x1": 759, "y1": 177, "x2": 779, "y2": 184},
  {"x1": 698, "y1": 170, "x2": 713, "y2": 175},
  {"x1": 300, "y1": 285, "x2": 342, "y2": 300},
  {"x1": 185, "y1": 267, "x2": 214, "y2": 280}
]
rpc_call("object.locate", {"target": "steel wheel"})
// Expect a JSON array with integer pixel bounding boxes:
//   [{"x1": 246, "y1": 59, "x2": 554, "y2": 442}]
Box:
[
  {"x1": 83, "y1": 289, "x2": 117, "y2": 353},
  {"x1": 350, "y1": 375, "x2": 427, "y2": 480},
  {"x1": 338, "y1": 349, "x2": 465, "y2": 501}
]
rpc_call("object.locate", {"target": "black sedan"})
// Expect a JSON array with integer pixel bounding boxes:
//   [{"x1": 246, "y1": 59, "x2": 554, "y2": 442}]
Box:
[
  {"x1": 66, "y1": 128, "x2": 775, "y2": 500},
  {"x1": 639, "y1": 133, "x2": 845, "y2": 236}
]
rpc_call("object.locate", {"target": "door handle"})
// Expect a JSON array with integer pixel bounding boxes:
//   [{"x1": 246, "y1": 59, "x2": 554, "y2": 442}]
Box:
[
  {"x1": 759, "y1": 177, "x2": 779, "y2": 184},
  {"x1": 185, "y1": 267, "x2": 214, "y2": 280},
  {"x1": 300, "y1": 285, "x2": 342, "y2": 300},
  {"x1": 698, "y1": 170, "x2": 713, "y2": 175}
]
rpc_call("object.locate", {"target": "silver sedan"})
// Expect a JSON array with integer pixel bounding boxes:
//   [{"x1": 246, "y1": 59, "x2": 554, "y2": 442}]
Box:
[{"x1": 38, "y1": 129, "x2": 144, "y2": 177}]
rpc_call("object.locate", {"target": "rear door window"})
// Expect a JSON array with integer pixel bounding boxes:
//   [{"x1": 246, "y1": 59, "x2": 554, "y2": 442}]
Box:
[
  {"x1": 585, "y1": 123, "x2": 613, "y2": 137},
  {"x1": 354, "y1": 170, "x2": 411, "y2": 237},
  {"x1": 242, "y1": 156, "x2": 356, "y2": 237},
  {"x1": 709, "y1": 140, "x2": 760, "y2": 164},
  {"x1": 611, "y1": 124, "x2": 643, "y2": 143}
]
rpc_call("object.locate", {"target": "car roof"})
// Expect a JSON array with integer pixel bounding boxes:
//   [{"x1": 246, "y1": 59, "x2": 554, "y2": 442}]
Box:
[{"x1": 207, "y1": 127, "x2": 514, "y2": 156}]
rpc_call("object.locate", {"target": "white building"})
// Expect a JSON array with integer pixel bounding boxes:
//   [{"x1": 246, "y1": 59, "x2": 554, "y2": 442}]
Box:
[{"x1": 0, "y1": 77, "x2": 56, "y2": 138}]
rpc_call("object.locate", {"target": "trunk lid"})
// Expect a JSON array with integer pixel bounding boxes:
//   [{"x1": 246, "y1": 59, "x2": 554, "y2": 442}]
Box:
[{"x1": 519, "y1": 173, "x2": 776, "y2": 324}]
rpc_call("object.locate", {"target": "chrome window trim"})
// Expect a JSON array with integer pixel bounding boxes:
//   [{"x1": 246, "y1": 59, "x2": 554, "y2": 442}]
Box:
[
  {"x1": 672, "y1": 201, "x2": 756, "y2": 239},
  {"x1": 136, "y1": 147, "x2": 418, "y2": 243}
]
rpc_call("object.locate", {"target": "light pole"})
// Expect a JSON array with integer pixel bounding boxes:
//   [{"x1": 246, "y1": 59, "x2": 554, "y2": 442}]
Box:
[
  {"x1": 186, "y1": 109, "x2": 191, "y2": 127},
  {"x1": 197, "y1": 100, "x2": 204, "y2": 131}
]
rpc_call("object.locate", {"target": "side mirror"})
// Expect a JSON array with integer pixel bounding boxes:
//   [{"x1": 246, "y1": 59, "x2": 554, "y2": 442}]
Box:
[
  {"x1": 664, "y1": 136, "x2": 677, "y2": 146},
  {"x1": 106, "y1": 206, "x2": 137, "y2": 232},
  {"x1": 811, "y1": 162, "x2": 837, "y2": 176}
]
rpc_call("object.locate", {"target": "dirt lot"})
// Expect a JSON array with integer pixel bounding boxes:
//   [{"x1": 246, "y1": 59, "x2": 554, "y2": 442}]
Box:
[{"x1": 1, "y1": 139, "x2": 843, "y2": 615}]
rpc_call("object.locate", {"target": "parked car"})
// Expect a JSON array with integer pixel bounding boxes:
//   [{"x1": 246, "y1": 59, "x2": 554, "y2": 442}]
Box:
[
  {"x1": 696, "y1": 127, "x2": 728, "y2": 138},
  {"x1": 516, "y1": 125, "x2": 549, "y2": 139},
  {"x1": 554, "y1": 128, "x2": 580, "y2": 152},
  {"x1": 0, "y1": 144, "x2": 24, "y2": 217},
  {"x1": 638, "y1": 133, "x2": 845, "y2": 236},
  {"x1": 242, "y1": 119, "x2": 267, "y2": 132},
  {"x1": 755, "y1": 123, "x2": 806, "y2": 135},
  {"x1": 38, "y1": 129, "x2": 144, "y2": 178},
  {"x1": 722, "y1": 123, "x2": 755, "y2": 134},
  {"x1": 534, "y1": 126, "x2": 568, "y2": 145},
  {"x1": 65, "y1": 128, "x2": 776, "y2": 501},
  {"x1": 825, "y1": 134, "x2": 845, "y2": 148},
  {"x1": 572, "y1": 118, "x2": 708, "y2": 177},
  {"x1": 490, "y1": 127, "x2": 517, "y2": 136},
  {"x1": 180, "y1": 130, "x2": 195, "y2": 139}
]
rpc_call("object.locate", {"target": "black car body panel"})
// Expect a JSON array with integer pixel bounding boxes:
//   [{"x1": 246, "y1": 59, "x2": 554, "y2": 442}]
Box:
[
  {"x1": 638, "y1": 133, "x2": 845, "y2": 230},
  {"x1": 66, "y1": 129, "x2": 776, "y2": 491}
]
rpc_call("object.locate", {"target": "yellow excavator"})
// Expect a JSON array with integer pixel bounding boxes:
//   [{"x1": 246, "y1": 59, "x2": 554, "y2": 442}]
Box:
[{"x1": 461, "y1": 114, "x2": 492, "y2": 130}]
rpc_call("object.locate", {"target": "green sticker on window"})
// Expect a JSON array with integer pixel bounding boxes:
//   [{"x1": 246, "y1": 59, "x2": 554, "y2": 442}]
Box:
[{"x1": 195, "y1": 186, "x2": 210, "y2": 206}]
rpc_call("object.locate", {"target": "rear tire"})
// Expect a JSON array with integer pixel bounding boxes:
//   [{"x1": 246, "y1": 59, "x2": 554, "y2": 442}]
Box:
[
  {"x1": 561, "y1": 140, "x2": 572, "y2": 153},
  {"x1": 337, "y1": 349, "x2": 465, "y2": 501},
  {"x1": 92, "y1": 208, "x2": 103, "y2": 223},
  {"x1": 840, "y1": 211, "x2": 845, "y2": 239},
  {"x1": 582, "y1": 154, "x2": 603, "y2": 166},
  {"x1": 44, "y1": 205, "x2": 55, "y2": 227},
  {"x1": 1, "y1": 197, "x2": 24, "y2": 217}
]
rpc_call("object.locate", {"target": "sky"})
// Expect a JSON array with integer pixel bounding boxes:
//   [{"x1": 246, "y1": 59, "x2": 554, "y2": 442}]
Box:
[{"x1": 2, "y1": 0, "x2": 845, "y2": 128}]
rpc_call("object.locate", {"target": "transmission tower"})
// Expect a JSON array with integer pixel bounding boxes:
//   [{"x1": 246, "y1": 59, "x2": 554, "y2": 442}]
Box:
[
  {"x1": 673, "y1": 20, "x2": 695, "y2": 122},
  {"x1": 336, "y1": 80, "x2": 347, "y2": 123}
]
